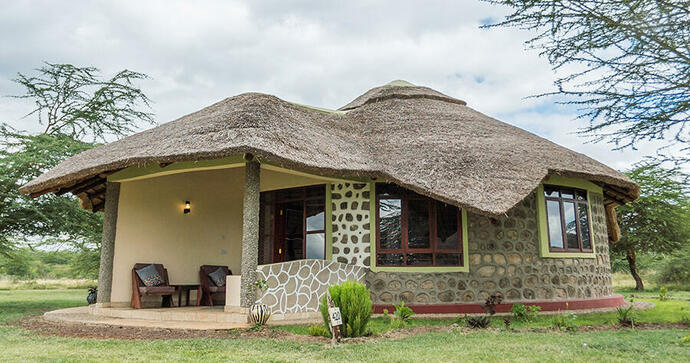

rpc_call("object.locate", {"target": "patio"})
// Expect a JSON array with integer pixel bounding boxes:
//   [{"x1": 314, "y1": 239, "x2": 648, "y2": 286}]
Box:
[{"x1": 44, "y1": 305, "x2": 322, "y2": 330}]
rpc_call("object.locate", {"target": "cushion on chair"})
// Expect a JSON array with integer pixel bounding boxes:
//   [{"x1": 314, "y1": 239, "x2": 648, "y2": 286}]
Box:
[
  {"x1": 136, "y1": 264, "x2": 164, "y2": 287},
  {"x1": 139, "y1": 286, "x2": 175, "y2": 294},
  {"x1": 208, "y1": 267, "x2": 227, "y2": 287}
]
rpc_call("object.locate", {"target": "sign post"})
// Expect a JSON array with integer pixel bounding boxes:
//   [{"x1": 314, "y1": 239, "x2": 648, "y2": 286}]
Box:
[{"x1": 326, "y1": 291, "x2": 342, "y2": 345}]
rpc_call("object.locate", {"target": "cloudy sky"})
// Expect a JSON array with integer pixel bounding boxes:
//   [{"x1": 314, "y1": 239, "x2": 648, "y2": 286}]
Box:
[{"x1": 0, "y1": 0, "x2": 664, "y2": 170}]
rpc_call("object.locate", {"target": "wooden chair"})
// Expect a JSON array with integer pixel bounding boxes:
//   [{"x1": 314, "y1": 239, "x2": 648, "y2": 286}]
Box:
[
  {"x1": 131, "y1": 263, "x2": 176, "y2": 309},
  {"x1": 199, "y1": 265, "x2": 231, "y2": 306}
]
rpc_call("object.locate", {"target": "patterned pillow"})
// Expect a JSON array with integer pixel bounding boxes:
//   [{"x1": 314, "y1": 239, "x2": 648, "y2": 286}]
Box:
[
  {"x1": 208, "y1": 267, "x2": 226, "y2": 287},
  {"x1": 136, "y1": 264, "x2": 164, "y2": 287}
]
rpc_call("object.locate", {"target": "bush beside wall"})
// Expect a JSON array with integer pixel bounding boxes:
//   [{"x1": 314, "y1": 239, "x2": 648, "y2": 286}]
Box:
[{"x1": 320, "y1": 280, "x2": 372, "y2": 338}]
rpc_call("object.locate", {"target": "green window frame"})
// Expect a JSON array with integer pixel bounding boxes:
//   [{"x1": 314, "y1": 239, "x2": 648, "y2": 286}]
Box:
[{"x1": 536, "y1": 175, "x2": 601, "y2": 259}]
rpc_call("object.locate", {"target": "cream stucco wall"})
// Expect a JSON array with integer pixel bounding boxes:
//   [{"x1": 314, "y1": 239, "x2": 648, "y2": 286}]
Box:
[{"x1": 110, "y1": 164, "x2": 335, "y2": 305}]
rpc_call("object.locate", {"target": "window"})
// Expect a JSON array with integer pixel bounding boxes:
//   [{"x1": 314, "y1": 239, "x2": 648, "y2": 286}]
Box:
[
  {"x1": 543, "y1": 185, "x2": 592, "y2": 253},
  {"x1": 258, "y1": 185, "x2": 326, "y2": 264},
  {"x1": 375, "y1": 184, "x2": 463, "y2": 267}
]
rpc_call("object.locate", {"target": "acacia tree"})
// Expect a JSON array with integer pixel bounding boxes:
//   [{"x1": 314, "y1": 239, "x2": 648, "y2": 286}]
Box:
[
  {"x1": 483, "y1": 0, "x2": 690, "y2": 163},
  {"x1": 611, "y1": 163, "x2": 690, "y2": 290},
  {"x1": 0, "y1": 63, "x2": 153, "y2": 275}
]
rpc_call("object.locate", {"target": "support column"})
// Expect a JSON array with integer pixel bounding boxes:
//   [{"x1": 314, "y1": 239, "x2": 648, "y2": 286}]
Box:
[
  {"x1": 96, "y1": 182, "x2": 120, "y2": 305},
  {"x1": 240, "y1": 160, "x2": 260, "y2": 307}
]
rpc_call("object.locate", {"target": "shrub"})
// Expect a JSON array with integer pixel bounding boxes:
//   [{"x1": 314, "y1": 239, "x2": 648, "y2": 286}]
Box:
[
  {"x1": 510, "y1": 304, "x2": 541, "y2": 322},
  {"x1": 308, "y1": 324, "x2": 331, "y2": 337},
  {"x1": 616, "y1": 300, "x2": 635, "y2": 328},
  {"x1": 659, "y1": 286, "x2": 668, "y2": 301},
  {"x1": 552, "y1": 311, "x2": 577, "y2": 332},
  {"x1": 467, "y1": 315, "x2": 491, "y2": 329},
  {"x1": 656, "y1": 248, "x2": 690, "y2": 288},
  {"x1": 464, "y1": 294, "x2": 503, "y2": 329},
  {"x1": 388, "y1": 301, "x2": 415, "y2": 328},
  {"x1": 319, "y1": 280, "x2": 372, "y2": 338},
  {"x1": 393, "y1": 301, "x2": 415, "y2": 322},
  {"x1": 482, "y1": 294, "x2": 503, "y2": 315}
]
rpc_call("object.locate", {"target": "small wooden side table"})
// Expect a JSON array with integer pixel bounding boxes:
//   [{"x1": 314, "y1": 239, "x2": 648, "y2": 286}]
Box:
[{"x1": 171, "y1": 284, "x2": 200, "y2": 307}]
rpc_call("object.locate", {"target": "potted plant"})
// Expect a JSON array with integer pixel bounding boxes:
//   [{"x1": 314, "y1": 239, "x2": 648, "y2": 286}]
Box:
[
  {"x1": 87, "y1": 287, "x2": 98, "y2": 305},
  {"x1": 249, "y1": 279, "x2": 271, "y2": 326}
]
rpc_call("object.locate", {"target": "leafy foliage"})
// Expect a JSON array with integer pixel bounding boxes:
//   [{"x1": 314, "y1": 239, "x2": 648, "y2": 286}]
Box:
[
  {"x1": 616, "y1": 299, "x2": 636, "y2": 327},
  {"x1": 659, "y1": 286, "x2": 668, "y2": 301},
  {"x1": 611, "y1": 163, "x2": 690, "y2": 290},
  {"x1": 482, "y1": 294, "x2": 503, "y2": 315},
  {"x1": 307, "y1": 324, "x2": 330, "y2": 337},
  {"x1": 466, "y1": 315, "x2": 491, "y2": 329},
  {"x1": 0, "y1": 63, "x2": 152, "y2": 272},
  {"x1": 656, "y1": 246, "x2": 690, "y2": 288},
  {"x1": 510, "y1": 304, "x2": 541, "y2": 322},
  {"x1": 12, "y1": 62, "x2": 153, "y2": 141},
  {"x1": 552, "y1": 311, "x2": 578, "y2": 332},
  {"x1": 0, "y1": 127, "x2": 102, "y2": 255},
  {"x1": 393, "y1": 301, "x2": 415, "y2": 322},
  {"x1": 0, "y1": 248, "x2": 98, "y2": 279},
  {"x1": 483, "y1": 0, "x2": 690, "y2": 162},
  {"x1": 319, "y1": 280, "x2": 372, "y2": 338}
]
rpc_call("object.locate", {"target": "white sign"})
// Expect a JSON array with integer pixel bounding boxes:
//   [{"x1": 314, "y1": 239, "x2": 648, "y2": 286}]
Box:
[{"x1": 328, "y1": 307, "x2": 342, "y2": 326}]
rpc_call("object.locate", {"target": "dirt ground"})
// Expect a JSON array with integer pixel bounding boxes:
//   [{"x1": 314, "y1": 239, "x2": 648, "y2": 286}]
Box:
[{"x1": 11, "y1": 314, "x2": 689, "y2": 342}]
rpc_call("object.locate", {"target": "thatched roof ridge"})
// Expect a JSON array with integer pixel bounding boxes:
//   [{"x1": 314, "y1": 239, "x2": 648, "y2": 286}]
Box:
[
  {"x1": 339, "y1": 80, "x2": 467, "y2": 111},
  {"x1": 20, "y1": 81, "x2": 639, "y2": 216}
]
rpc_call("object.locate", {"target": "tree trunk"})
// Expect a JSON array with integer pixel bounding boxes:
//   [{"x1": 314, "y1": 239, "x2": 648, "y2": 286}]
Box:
[{"x1": 625, "y1": 245, "x2": 644, "y2": 291}]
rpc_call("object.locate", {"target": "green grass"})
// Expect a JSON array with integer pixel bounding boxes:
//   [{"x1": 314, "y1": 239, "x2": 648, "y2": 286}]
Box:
[
  {"x1": 0, "y1": 289, "x2": 87, "y2": 323},
  {"x1": 277, "y1": 297, "x2": 690, "y2": 333},
  {"x1": 1, "y1": 290, "x2": 689, "y2": 362},
  {"x1": 0, "y1": 278, "x2": 97, "y2": 290},
  {"x1": 612, "y1": 271, "x2": 689, "y2": 295}
]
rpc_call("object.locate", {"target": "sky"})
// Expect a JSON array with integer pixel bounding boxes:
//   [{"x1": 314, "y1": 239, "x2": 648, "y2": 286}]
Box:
[{"x1": 0, "y1": 0, "x2": 667, "y2": 171}]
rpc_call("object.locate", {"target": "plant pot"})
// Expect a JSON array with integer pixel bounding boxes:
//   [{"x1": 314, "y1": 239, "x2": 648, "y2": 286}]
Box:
[
  {"x1": 249, "y1": 303, "x2": 271, "y2": 325},
  {"x1": 87, "y1": 288, "x2": 98, "y2": 305}
]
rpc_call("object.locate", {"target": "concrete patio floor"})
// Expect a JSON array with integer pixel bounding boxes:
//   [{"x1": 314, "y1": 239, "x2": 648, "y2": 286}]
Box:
[{"x1": 43, "y1": 305, "x2": 322, "y2": 330}]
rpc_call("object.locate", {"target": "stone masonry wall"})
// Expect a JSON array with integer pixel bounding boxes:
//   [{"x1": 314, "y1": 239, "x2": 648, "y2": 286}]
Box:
[
  {"x1": 364, "y1": 191, "x2": 613, "y2": 305},
  {"x1": 256, "y1": 259, "x2": 367, "y2": 314},
  {"x1": 330, "y1": 183, "x2": 371, "y2": 267}
]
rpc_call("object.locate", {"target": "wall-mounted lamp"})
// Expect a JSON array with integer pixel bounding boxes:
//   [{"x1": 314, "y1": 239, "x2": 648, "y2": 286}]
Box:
[{"x1": 184, "y1": 201, "x2": 191, "y2": 214}]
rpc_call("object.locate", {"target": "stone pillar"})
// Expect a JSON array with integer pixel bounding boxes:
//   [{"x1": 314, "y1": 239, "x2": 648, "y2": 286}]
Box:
[
  {"x1": 240, "y1": 160, "x2": 260, "y2": 307},
  {"x1": 96, "y1": 182, "x2": 121, "y2": 305}
]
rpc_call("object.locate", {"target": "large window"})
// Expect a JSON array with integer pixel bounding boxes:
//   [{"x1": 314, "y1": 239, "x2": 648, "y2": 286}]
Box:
[
  {"x1": 376, "y1": 184, "x2": 464, "y2": 267},
  {"x1": 543, "y1": 185, "x2": 592, "y2": 253},
  {"x1": 258, "y1": 185, "x2": 326, "y2": 264}
]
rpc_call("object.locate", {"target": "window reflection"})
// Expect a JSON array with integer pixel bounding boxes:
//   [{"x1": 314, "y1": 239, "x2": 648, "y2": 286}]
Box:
[{"x1": 379, "y1": 198, "x2": 402, "y2": 250}]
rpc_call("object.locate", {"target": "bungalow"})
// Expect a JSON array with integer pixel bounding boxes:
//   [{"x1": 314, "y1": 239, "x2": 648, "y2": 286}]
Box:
[{"x1": 20, "y1": 81, "x2": 639, "y2": 319}]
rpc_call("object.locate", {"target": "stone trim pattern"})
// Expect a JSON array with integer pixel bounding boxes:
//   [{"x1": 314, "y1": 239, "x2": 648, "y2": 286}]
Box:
[
  {"x1": 330, "y1": 183, "x2": 371, "y2": 267},
  {"x1": 364, "y1": 192, "x2": 612, "y2": 305},
  {"x1": 256, "y1": 259, "x2": 367, "y2": 314}
]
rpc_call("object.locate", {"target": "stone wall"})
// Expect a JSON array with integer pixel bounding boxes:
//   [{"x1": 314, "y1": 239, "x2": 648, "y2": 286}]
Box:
[
  {"x1": 330, "y1": 183, "x2": 371, "y2": 267},
  {"x1": 256, "y1": 259, "x2": 367, "y2": 314},
  {"x1": 364, "y1": 192, "x2": 613, "y2": 305}
]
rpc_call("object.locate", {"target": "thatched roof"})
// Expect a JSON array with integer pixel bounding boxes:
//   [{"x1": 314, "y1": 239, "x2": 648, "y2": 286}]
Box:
[{"x1": 20, "y1": 81, "x2": 639, "y2": 216}]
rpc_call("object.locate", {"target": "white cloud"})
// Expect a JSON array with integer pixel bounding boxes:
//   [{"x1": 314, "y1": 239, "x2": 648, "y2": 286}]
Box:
[{"x1": 0, "y1": 0, "x2": 653, "y2": 170}]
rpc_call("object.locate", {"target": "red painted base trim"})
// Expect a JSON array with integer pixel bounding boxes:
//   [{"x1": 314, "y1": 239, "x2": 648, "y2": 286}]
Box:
[{"x1": 372, "y1": 294, "x2": 625, "y2": 314}]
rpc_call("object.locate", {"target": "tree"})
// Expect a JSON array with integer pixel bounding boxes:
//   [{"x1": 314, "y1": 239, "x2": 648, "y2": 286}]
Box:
[
  {"x1": 0, "y1": 63, "x2": 153, "y2": 274},
  {"x1": 483, "y1": 0, "x2": 690, "y2": 164},
  {"x1": 611, "y1": 163, "x2": 690, "y2": 290}
]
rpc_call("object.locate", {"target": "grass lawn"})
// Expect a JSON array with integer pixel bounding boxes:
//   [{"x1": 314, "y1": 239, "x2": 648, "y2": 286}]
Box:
[
  {"x1": 1, "y1": 290, "x2": 689, "y2": 362},
  {"x1": 0, "y1": 278, "x2": 96, "y2": 291}
]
